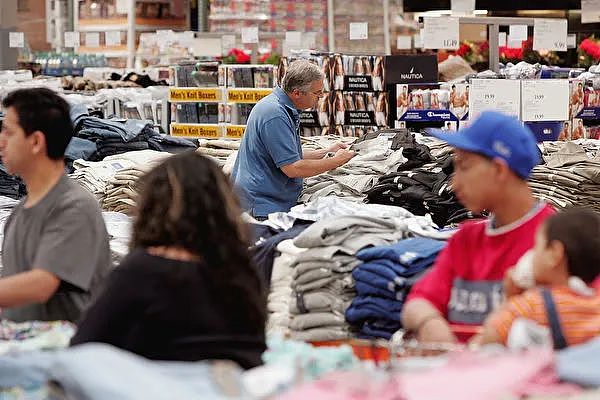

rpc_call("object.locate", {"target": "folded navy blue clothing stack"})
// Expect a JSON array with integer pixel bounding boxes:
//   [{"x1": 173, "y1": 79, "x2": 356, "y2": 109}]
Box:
[{"x1": 345, "y1": 237, "x2": 446, "y2": 340}]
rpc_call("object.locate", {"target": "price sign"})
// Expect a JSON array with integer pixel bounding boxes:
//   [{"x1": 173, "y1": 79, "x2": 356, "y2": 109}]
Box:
[
  {"x1": 85, "y1": 32, "x2": 100, "y2": 48},
  {"x1": 498, "y1": 32, "x2": 507, "y2": 47},
  {"x1": 533, "y1": 19, "x2": 567, "y2": 52},
  {"x1": 469, "y1": 79, "x2": 521, "y2": 120},
  {"x1": 521, "y1": 80, "x2": 569, "y2": 121},
  {"x1": 423, "y1": 17, "x2": 459, "y2": 50},
  {"x1": 509, "y1": 25, "x2": 528, "y2": 41},
  {"x1": 221, "y1": 34, "x2": 236, "y2": 54},
  {"x1": 241, "y1": 27, "x2": 259, "y2": 44},
  {"x1": 227, "y1": 88, "x2": 272, "y2": 103},
  {"x1": 64, "y1": 31, "x2": 80, "y2": 48},
  {"x1": 451, "y1": 0, "x2": 475, "y2": 14},
  {"x1": 285, "y1": 31, "x2": 302, "y2": 46},
  {"x1": 397, "y1": 35, "x2": 412, "y2": 49},
  {"x1": 105, "y1": 31, "x2": 121, "y2": 46},
  {"x1": 349, "y1": 22, "x2": 368, "y2": 40},
  {"x1": 9, "y1": 32, "x2": 24, "y2": 48},
  {"x1": 582, "y1": 0, "x2": 600, "y2": 24}
]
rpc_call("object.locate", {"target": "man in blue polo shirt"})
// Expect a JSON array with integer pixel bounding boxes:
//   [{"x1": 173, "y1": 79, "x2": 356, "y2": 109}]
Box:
[{"x1": 231, "y1": 59, "x2": 355, "y2": 219}]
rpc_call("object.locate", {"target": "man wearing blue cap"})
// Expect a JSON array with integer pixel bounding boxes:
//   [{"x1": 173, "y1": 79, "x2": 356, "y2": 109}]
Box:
[{"x1": 403, "y1": 111, "x2": 555, "y2": 344}]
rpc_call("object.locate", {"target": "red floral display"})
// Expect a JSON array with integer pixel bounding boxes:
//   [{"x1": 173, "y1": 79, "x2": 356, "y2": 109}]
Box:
[{"x1": 580, "y1": 38, "x2": 600, "y2": 60}]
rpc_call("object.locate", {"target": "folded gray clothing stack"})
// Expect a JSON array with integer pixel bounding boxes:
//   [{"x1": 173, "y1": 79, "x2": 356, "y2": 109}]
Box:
[
  {"x1": 70, "y1": 150, "x2": 171, "y2": 202},
  {"x1": 539, "y1": 139, "x2": 600, "y2": 159},
  {"x1": 196, "y1": 139, "x2": 241, "y2": 168},
  {"x1": 530, "y1": 141, "x2": 600, "y2": 211},
  {"x1": 101, "y1": 166, "x2": 148, "y2": 215},
  {"x1": 414, "y1": 133, "x2": 453, "y2": 160},
  {"x1": 300, "y1": 135, "x2": 356, "y2": 152},
  {"x1": 300, "y1": 137, "x2": 408, "y2": 203},
  {"x1": 288, "y1": 215, "x2": 407, "y2": 342}
]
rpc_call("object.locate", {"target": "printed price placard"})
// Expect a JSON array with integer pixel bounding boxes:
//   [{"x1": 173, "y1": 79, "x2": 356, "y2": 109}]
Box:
[
  {"x1": 469, "y1": 79, "x2": 521, "y2": 120},
  {"x1": 170, "y1": 124, "x2": 221, "y2": 138},
  {"x1": 285, "y1": 31, "x2": 302, "y2": 46},
  {"x1": 498, "y1": 32, "x2": 507, "y2": 47},
  {"x1": 227, "y1": 88, "x2": 272, "y2": 103},
  {"x1": 521, "y1": 80, "x2": 569, "y2": 122},
  {"x1": 64, "y1": 31, "x2": 80, "y2": 48},
  {"x1": 85, "y1": 32, "x2": 100, "y2": 48},
  {"x1": 241, "y1": 27, "x2": 259, "y2": 44},
  {"x1": 9, "y1": 32, "x2": 24, "y2": 48},
  {"x1": 105, "y1": 31, "x2": 121, "y2": 46},
  {"x1": 567, "y1": 34, "x2": 577, "y2": 49},
  {"x1": 423, "y1": 17, "x2": 459, "y2": 50},
  {"x1": 509, "y1": 25, "x2": 528, "y2": 41},
  {"x1": 397, "y1": 35, "x2": 412, "y2": 50},
  {"x1": 582, "y1": 0, "x2": 600, "y2": 24},
  {"x1": 115, "y1": 0, "x2": 129, "y2": 14},
  {"x1": 451, "y1": 0, "x2": 475, "y2": 14},
  {"x1": 169, "y1": 88, "x2": 222, "y2": 103},
  {"x1": 349, "y1": 22, "x2": 368, "y2": 40},
  {"x1": 225, "y1": 125, "x2": 246, "y2": 139},
  {"x1": 221, "y1": 35, "x2": 236, "y2": 54},
  {"x1": 533, "y1": 19, "x2": 567, "y2": 52}
]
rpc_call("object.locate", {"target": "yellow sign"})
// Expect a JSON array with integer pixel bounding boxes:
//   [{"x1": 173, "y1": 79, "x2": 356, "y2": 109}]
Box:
[
  {"x1": 170, "y1": 123, "x2": 221, "y2": 138},
  {"x1": 227, "y1": 88, "x2": 272, "y2": 103},
  {"x1": 225, "y1": 125, "x2": 246, "y2": 139},
  {"x1": 169, "y1": 88, "x2": 222, "y2": 102}
]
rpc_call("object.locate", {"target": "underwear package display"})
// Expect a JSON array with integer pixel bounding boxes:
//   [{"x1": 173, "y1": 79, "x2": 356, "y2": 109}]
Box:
[
  {"x1": 175, "y1": 61, "x2": 219, "y2": 87},
  {"x1": 331, "y1": 91, "x2": 388, "y2": 127},
  {"x1": 219, "y1": 65, "x2": 275, "y2": 88},
  {"x1": 175, "y1": 103, "x2": 219, "y2": 124}
]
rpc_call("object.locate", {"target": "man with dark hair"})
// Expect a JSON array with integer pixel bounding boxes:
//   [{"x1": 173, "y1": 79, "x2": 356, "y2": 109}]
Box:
[{"x1": 0, "y1": 87, "x2": 110, "y2": 322}]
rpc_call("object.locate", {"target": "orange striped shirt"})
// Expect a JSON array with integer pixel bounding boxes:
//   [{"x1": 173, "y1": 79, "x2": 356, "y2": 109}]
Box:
[{"x1": 490, "y1": 287, "x2": 600, "y2": 346}]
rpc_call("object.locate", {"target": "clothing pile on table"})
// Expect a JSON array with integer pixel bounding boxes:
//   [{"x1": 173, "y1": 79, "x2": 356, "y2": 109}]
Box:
[
  {"x1": 0, "y1": 320, "x2": 74, "y2": 355},
  {"x1": 196, "y1": 139, "x2": 241, "y2": 172},
  {"x1": 366, "y1": 153, "x2": 474, "y2": 227},
  {"x1": 0, "y1": 343, "x2": 246, "y2": 400},
  {"x1": 530, "y1": 141, "x2": 600, "y2": 212},
  {"x1": 287, "y1": 207, "x2": 439, "y2": 342},
  {"x1": 299, "y1": 136, "x2": 408, "y2": 203},
  {"x1": 70, "y1": 150, "x2": 171, "y2": 205},
  {"x1": 66, "y1": 103, "x2": 196, "y2": 168},
  {"x1": 0, "y1": 165, "x2": 26, "y2": 200},
  {"x1": 101, "y1": 211, "x2": 132, "y2": 266},
  {"x1": 346, "y1": 238, "x2": 446, "y2": 339}
]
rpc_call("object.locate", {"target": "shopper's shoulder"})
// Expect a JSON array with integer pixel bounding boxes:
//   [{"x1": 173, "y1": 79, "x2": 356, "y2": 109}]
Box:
[
  {"x1": 57, "y1": 177, "x2": 102, "y2": 211},
  {"x1": 453, "y1": 218, "x2": 488, "y2": 238}
]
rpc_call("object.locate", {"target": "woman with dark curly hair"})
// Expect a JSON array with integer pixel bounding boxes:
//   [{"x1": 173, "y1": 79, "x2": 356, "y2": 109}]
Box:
[{"x1": 70, "y1": 151, "x2": 267, "y2": 369}]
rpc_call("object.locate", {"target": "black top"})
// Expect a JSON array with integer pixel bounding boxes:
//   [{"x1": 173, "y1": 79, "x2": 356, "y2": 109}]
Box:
[{"x1": 70, "y1": 248, "x2": 266, "y2": 369}]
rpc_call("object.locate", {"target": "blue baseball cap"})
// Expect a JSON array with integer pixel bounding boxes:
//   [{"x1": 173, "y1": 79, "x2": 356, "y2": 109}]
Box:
[{"x1": 427, "y1": 111, "x2": 540, "y2": 179}]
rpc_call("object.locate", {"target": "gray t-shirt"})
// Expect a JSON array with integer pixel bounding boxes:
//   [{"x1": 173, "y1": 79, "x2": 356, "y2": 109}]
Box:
[{"x1": 1, "y1": 175, "x2": 111, "y2": 322}]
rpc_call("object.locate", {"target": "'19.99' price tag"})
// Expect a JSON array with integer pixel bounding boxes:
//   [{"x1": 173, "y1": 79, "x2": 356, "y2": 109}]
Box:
[{"x1": 423, "y1": 17, "x2": 459, "y2": 50}]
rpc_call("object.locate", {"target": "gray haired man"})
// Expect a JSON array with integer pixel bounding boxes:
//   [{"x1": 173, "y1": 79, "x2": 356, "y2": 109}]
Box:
[{"x1": 231, "y1": 59, "x2": 355, "y2": 219}]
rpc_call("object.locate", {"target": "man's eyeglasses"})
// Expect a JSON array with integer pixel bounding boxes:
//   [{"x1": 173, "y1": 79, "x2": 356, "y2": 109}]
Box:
[{"x1": 304, "y1": 90, "x2": 325, "y2": 97}]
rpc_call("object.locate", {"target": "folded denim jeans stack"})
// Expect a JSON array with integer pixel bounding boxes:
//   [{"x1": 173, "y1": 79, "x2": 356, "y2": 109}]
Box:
[
  {"x1": 69, "y1": 103, "x2": 197, "y2": 163},
  {"x1": 300, "y1": 137, "x2": 408, "y2": 203},
  {"x1": 287, "y1": 215, "x2": 429, "y2": 342},
  {"x1": 530, "y1": 141, "x2": 600, "y2": 211},
  {"x1": 345, "y1": 238, "x2": 446, "y2": 339}
]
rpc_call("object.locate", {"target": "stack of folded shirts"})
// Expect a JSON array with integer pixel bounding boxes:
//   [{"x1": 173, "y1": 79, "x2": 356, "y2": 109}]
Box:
[
  {"x1": 366, "y1": 153, "x2": 475, "y2": 227},
  {"x1": 530, "y1": 141, "x2": 600, "y2": 211},
  {"x1": 346, "y1": 238, "x2": 446, "y2": 339},
  {"x1": 0, "y1": 164, "x2": 26, "y2": 200},
  {"x1": 288, "y1": 215, "x2": 410, "y2": 342},
  {"x1": 196, "y1": 139, "x2": 241, "y2": 168},
  {"x1": 267, "y1": 239, "x2": 307, "y2": 337},
  {"x1": 300, "y1": 137, "x2": 407, "y2": 203},
  {"x1": 70, "y1": 150, "x2": 171, "y2": 203}
]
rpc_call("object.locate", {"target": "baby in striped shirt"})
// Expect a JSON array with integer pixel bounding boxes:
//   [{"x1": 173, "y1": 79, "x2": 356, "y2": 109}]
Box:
[{"x1": 476, "y1": 208, "x2": 600, "y2": 349}]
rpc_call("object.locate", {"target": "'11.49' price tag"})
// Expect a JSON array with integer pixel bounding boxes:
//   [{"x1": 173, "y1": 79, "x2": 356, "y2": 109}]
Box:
[{"x1": 423, "y1": 17, "x2": 459, "y2": 50}]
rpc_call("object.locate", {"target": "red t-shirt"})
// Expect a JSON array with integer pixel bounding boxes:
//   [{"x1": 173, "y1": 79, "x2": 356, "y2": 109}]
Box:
[{"x1": 407, "y1": 203, "x2": 555, "y2": 327}]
